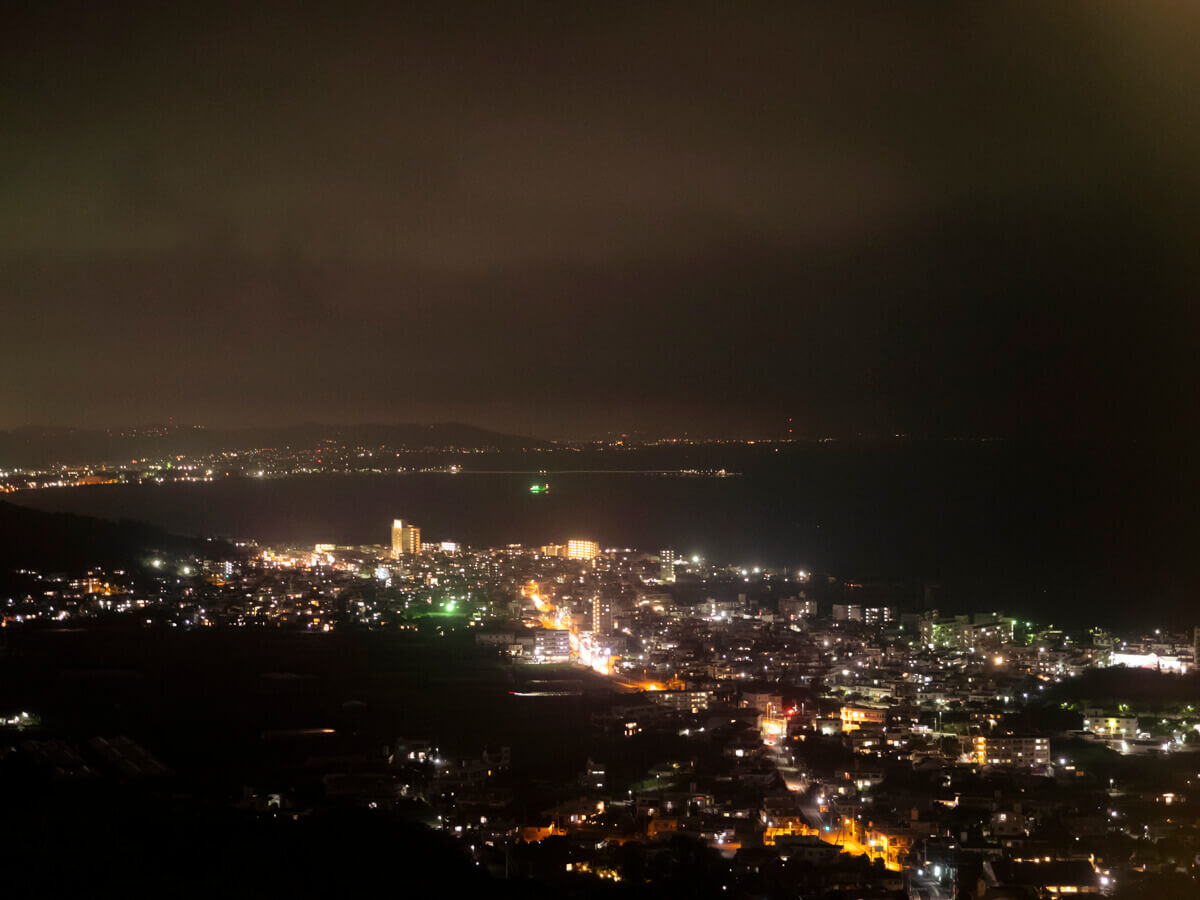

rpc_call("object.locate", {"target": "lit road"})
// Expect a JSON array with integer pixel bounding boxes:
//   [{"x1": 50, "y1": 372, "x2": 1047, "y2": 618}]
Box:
[{"x1": 764, "y1": 738, "x2": 902, "y2": 872}]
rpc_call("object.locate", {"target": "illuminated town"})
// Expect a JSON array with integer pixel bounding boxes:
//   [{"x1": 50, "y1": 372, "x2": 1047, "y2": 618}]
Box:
[
  {"x1": 0, "y1": 427, "x2": 743, "y2": 494},
  {"x1": 4, "y1": 514, "x2": 1198, "y2": 896},
  {"x1": 5, "y1": 2, "x2": 1199, "y2": 894}
]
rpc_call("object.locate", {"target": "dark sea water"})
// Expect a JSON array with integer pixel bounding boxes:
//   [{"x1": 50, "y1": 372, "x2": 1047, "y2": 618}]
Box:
[{"x1": 10, "y1": 441, "x2": 1196, "y2": 626}]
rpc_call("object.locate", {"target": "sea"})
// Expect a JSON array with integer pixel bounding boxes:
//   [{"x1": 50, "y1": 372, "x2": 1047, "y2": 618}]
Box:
[{"x1": 9, "y1": 440, "x2": 1196, "y2": 627}]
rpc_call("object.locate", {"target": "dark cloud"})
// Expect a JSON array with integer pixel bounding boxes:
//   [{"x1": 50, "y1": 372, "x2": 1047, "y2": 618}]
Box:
[{"x1": 1, "y1": 2, "x2": 1197, "y2": 438}]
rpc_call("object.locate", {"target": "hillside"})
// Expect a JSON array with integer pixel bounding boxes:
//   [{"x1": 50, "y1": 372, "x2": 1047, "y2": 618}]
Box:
[{"x1": 0, "y1": 500, "x2": 224, "y2": 589}]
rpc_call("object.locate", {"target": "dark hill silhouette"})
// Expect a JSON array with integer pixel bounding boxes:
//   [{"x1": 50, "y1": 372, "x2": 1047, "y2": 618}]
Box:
[{"x1": 0, "y1": 500, "x2": 224, "y2": 587}]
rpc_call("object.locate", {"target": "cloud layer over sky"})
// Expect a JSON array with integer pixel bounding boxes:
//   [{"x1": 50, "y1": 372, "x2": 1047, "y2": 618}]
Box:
[{"x1": 3, "y1": 2, "x2": 1197, "y2": 438}]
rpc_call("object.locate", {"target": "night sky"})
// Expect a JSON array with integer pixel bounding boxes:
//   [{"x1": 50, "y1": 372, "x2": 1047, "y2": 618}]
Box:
[{"x1": 3, "y1": 3, "x2": 1198, "y2": 439}]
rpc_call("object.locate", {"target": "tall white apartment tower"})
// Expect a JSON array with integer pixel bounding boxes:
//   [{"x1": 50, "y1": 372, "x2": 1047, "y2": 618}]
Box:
[
  {"x1": 391, "y1": 519, "x2": 421, "y2": 557},
  {"x1": 660, "y1": 549, "x2": 676, "y2": 583}
]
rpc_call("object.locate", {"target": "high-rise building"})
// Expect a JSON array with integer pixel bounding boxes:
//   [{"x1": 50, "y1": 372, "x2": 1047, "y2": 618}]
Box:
[
  {"x1": 918, "y1": 611, "x2": 938, "y2": 647},
  {"x1": 592, "y1": 595, "x2": 614, "y2": 635},
  {"x1": 660, "y1": 549, "x2": 675, "y2": 583},
  {"x1": 391, "y1": 519, "x2": 421, "y2": 558},
  {"x1": 566, "y1": 539, "x2": 599, "y2": 560}
]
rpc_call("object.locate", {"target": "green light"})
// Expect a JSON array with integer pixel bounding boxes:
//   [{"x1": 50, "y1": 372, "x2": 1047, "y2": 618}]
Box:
[
  {"x1": 530, "y1": 483, "x2": 549, "y2": 494},
  {"x1": 445, "y1": 600, "x2": 456, "y2": 613}
]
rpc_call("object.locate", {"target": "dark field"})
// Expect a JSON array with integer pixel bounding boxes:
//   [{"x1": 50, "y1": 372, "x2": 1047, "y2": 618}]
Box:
[{"x1": 0, "y1": 626, "x2": 608, "y2": 786}]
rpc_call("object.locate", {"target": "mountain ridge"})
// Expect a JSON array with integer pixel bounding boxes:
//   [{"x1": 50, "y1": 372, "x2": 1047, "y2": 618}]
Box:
[{"x1": 0, "y1": 422, "x2": 550, "y2": 468}]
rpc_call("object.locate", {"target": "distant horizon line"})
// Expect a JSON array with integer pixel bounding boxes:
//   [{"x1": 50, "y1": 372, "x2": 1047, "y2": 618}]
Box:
[
  {"x1": 0, "y1": 420, "x2": 1043, "y2": 445},
  {"x1": 0, "y1": 420, "x2": 1158, "y2": 446}
]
